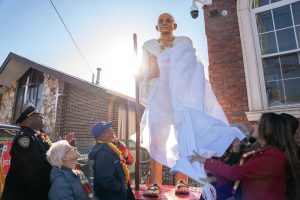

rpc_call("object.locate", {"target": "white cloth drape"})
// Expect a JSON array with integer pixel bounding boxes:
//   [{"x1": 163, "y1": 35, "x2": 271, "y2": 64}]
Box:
[{"x1": 138, "y1": 39, "x2": 245, "y2": 183}]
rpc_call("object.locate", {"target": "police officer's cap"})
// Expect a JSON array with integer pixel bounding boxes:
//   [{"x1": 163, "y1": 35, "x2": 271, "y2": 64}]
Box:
[{"x1": 16, "y1": 106, "x2": 41, "y2": 124}]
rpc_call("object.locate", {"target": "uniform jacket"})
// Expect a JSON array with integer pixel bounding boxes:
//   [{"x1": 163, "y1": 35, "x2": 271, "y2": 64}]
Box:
[
  {"x1": 48, "y1": 166, "x2": 96, "y2": 200},
  {"x1": 89, "y1": 143, "x2": 132, "y2": 200},
  {"x1": 204, "y1": 146, "x2": 287, "y2": 200},
  {"x1": 1, "y1": 127, "x2": 52, "y2": 200}
]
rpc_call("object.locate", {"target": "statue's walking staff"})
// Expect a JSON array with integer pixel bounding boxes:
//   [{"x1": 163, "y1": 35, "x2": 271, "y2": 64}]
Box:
[{"x1": 133, "y1": 33, "x2": 141, "y2": 191}]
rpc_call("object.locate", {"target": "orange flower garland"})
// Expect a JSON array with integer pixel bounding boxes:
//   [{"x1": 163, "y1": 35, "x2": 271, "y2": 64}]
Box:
[
  {"x1": 97, "y1": 141, "x2": 130, "y2": 185},
  {"x1": 37, "y1": 132, "x2": 52, "y2": 146},
  {"x1": 158, "y1": 35, "x2": 175, "y2": 50}
]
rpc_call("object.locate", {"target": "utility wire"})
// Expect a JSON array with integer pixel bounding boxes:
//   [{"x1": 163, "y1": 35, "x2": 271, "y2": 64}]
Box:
[{"x1": 49, "y1": 0, "x2": 94, "y2": 74}]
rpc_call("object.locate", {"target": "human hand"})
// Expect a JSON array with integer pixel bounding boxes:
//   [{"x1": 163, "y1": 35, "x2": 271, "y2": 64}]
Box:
[
  {"x1": 188, "y1": 151, "x2": 207, "y2": 164},
  {"x1": 232, "y1": 138, "x2": 241, "y2": 153},
  {"x1": 123, "y1": 149, "x2": 129, "y2": 158},
  {"x1": 120, "y1": 155, "x2": 126, "y2": 164}
]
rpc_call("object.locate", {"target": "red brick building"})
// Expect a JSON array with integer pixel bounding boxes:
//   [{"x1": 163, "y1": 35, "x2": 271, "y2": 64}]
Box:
[
  {"x1": 0, "y1": 53, "x2": 136, "y2": 154},
  {"x1": 203, "y1": 0, "x2": 300, "y2": 142}
]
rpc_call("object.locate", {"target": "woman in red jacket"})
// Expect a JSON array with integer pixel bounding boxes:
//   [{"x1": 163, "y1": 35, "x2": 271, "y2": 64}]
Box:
[{"x1": 189, "y1": 112, "x2": 300, "y2": 200}]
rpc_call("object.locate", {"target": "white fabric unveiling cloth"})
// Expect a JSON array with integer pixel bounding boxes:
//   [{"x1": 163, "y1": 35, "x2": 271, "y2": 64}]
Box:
[{"x1": 137, "y1": 36, "x2": 245, "y2": 183}]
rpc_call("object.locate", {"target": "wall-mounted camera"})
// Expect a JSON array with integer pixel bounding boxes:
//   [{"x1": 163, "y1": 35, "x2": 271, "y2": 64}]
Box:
[
  {"x1": 190, "y1": 0, "x2": 213, "y2": 19},
  {"x1": 190, "y1": 3, "x2": 199, "y2": 19}
]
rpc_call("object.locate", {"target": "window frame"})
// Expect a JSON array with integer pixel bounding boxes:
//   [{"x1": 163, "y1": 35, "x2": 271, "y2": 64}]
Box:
[
  {"x1": 12, "y1": 69, "x2": 44, "y2": 122},
  {"x1": 252, "y1": 0, "x2": 300, "y2": 108},
  {"x1": 237, "y1": 0, "x2": 300, "y2": 120}
]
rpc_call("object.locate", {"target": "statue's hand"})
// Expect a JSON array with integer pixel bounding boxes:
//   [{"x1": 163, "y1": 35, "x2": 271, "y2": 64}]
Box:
[{"x1": 149, "y1": 54, "x2": 160, "y2": 78}]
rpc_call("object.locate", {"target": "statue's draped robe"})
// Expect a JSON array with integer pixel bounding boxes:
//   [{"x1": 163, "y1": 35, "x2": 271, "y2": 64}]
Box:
[{"x1": 138, "y1": 36, "x2": 245, "y2": 182}]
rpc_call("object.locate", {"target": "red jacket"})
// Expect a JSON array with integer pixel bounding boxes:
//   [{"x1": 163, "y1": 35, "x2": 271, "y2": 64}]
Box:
[{"x1": 204, "y1": 146, "x2": 287, "y2": 200}]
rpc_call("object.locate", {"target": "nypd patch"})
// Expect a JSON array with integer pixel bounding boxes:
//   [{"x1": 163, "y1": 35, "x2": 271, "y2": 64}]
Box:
[{"x1": 18, "y1": 136, "x2": 30, "y2": 148}]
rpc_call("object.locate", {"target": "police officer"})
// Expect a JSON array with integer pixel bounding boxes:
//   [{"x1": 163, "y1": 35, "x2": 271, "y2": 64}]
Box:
[{"x1": 1, "y1": 106, "x2": 52, "y2": 200}]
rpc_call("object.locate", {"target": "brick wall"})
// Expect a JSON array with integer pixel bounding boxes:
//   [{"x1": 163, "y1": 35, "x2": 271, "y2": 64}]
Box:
[
  {"x1": 204, "y1": 0, "x2": 249, "y2": 124},
  {"x1": 0, "y1": 69, "x2": 136, "y2": 156},
  {"x1": 55, "y1": 83, "x2": 108, "y2": 154},
  {"x1": 112, "y1": 101, "x2": 119, "y2": 134},
  {"x1": 106, "y1": 97, "x2": 120, "y2": 134}
]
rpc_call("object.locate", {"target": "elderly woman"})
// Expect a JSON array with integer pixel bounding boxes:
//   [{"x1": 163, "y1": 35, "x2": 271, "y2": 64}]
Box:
[{"x1": 46, "y1": 140, "x2": 96, "y2": 200}]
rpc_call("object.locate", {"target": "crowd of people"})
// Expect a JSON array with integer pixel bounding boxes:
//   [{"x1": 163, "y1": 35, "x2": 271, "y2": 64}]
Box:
[
  {"x1": 1, "y1": 12, "x2": 300, "y2": 200},
  {"x1": 0, "y1": 106, "x2": 135, "y2": 200},
  {"x1": 1, "y1": 108, "x2": 299, "y2": 200}
]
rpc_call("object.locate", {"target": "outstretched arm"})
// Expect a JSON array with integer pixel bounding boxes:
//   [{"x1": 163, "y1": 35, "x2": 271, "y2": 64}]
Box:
[{"x1": 189, "y1": 150, "x2": 285, "y2": 182}]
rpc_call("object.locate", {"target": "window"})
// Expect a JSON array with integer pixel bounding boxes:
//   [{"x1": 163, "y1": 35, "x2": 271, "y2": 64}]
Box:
[
  {"x1": 253, "y1": 0, "x2": 282, "y2": 8},
  {"x1": 237, "y1": 0, "x2": 300, "y2": 120},
  {"x1": 13, "y1": 69, "x2": 44, "y2": 122},
  {"x1": 252, "y1": 0, "x2": 300, "y2": 107}
]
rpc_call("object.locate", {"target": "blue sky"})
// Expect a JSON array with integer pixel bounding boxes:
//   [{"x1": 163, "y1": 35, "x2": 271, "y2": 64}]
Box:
[{"x1": 0, "y1": 0, "x2": 208, "y2": 97}]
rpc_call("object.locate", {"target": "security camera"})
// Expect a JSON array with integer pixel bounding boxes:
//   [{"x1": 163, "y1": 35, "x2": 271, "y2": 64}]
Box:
[
  {"x1": 190, "y1": 0, "x2": 212, "y2": 19},
  {"x1": 190, "y1": 3, "x2": 199, "y2": 19}
]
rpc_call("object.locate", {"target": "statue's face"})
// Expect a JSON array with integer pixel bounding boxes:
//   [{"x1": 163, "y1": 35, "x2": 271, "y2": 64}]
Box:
[{"x1": 157, "y1": 13, "x2": 176, "y2": 34}]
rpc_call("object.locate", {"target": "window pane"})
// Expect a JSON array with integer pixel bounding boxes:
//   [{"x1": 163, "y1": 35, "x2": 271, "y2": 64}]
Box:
[
  {"x1": 276, "y1": 28, "x2": 297, "y2": 52},
  {"x1": 263, "y1": 57, "x2": 281, "y2": 81},
  {"x1": 36, "y1": 83, "x2": 44, "y2": 110},
  {"x1": 281, "y1": 53, "x2": 300, "y2": 79},
  {"x1": 259, "y1": 32, "x2": 277, "y2": 54},
  {"x1": 25, "y1": 86, "x2": 37, "y2": 106},
  {"x1": 31, "y1": 70, "x2": 39, "y2": 85},
  {"x1": 273, "y1": 5, "x2": 293, "y2": 29},
  {"x1": 30, "y1": 86, "x2": 38, "y2": 106},
  {"x1": 266, "y1": 81, "x2": 285, "y2": 105},
  {"x1": 13, "y1": 86, "x2": 25, "y2": 122},
  {"x1": 296, "y1": 25, "x2": 300, "y2": 47},
  {"x1": 255, "y1": 0, "x2": 270, "y2": 8},
  {"x1": 256, "y1": 11, "x2": 274, "y2": 33},
  {"x1": 292, "y1": 1, "x2": 300, "y2": 25},
  {"x1": 18, "y1": 73, "x2": 28, "y2": 86},
  {"x1": 284, "y1": 78, "x2": 300, "y2": 104},
  {"x1": 253, "y1": 0, "x2": 283, "y2": 7}
]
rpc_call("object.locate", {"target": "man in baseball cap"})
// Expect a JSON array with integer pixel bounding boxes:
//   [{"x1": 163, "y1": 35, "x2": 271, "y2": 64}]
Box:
[{"x1": 88, "y1": 121, "x2": 135, "y2": 199}]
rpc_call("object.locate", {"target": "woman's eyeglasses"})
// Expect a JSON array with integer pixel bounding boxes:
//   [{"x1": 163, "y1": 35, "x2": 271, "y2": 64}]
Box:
[{"x1": 65, "y1": 146, "x2": 77, "y2": 154}]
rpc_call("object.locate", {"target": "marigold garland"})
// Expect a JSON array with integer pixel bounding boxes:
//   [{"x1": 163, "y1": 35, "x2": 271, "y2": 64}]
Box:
[
  {"x1": 97, "y1": 141, "x2": 130, "y2": 185},
  {"x1": 157, "y1": 35, "x2": 175, "y2": 50},
  {"x1": 37, "y1": 132, "x2": 52, "y2": 146},
  {"x1": 73, "y1": 169, "x2": 94, "y2": 199}
]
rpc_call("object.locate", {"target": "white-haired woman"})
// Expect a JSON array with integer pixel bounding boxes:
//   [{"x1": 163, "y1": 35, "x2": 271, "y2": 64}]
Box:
[{"x1": 47, "y1": 140, "x2": 97, "y2": 200}]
